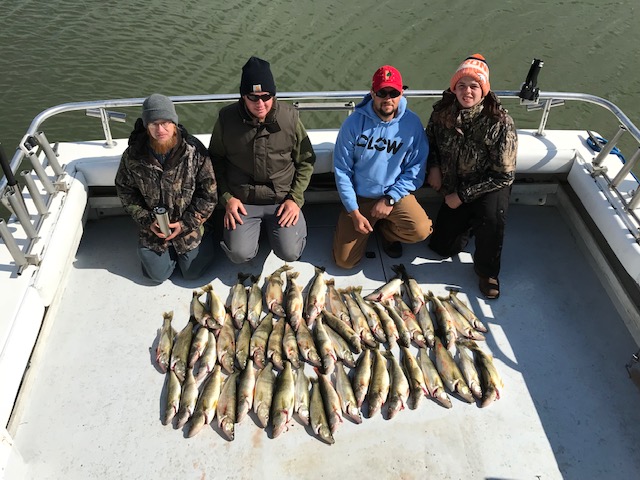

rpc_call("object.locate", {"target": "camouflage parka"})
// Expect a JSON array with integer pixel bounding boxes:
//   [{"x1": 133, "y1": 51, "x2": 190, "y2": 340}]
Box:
[
  {"x1": 115, "y1": 118, "x2": 217, "y2": 254},
  {"x1": 426, "y1": 92, "x2": 517, "y2": 203}
]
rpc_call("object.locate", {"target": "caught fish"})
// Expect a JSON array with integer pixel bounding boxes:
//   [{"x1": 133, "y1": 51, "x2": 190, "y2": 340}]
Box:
[
  {"x1": 417, "y1": 347, "x2": 452, "y2": 409},
  {"x1": 254, "y1": 362, "x2": 276, "y2": 428},
  {"x1": 175, "y1": 368, "x2": 199, "y2": 429},
  {"x1": 216, "y1": 371, "x2": 239, "y2": 441},
  {"x1": 195, "y1": 329, "x2": 217, "y2": 383},
  {"x1": 163, "y1": 370, "x2": 181, "y2": 425},
  {"x1": 294, "y1": 368, "x2": 311, "y2": 425},
  {"x1": 271, "y1": 361, "x2": 295, "y2": 438},
  {"x1": 267, "y1": 316, "x2": 286, "y2": 371},
  {"x1": 156, "y1": 311, "x2": 176, "y2": 373},
  {"x1": 352, "y1": 348, "x2": 373, "y2": 408},
  {"x1": 415, "y1": 302, "x2": 436, "y2": 348},
  {"x1": 449, "y1": 290, "x2": 487, "y2": 332},
  {"x1": 382, "y1": 300, "x2": 411, "y2": 348},
  {"x1": 351, "y1": 287, "x2": 387, "y2": 343},
  {"x1": 392, "y1": 264, "x2": 426, "y2": 314},
  {"x1": 326, "y1": 278, "x2": 351, "y2": 325},
  {"x1": 321, "y1": 309, "x2": 362, "y2": 354},
  {"x1": 367, "y1": 348, "x2": 390, "y2": 417},
  {"x1": 318, "y1": 370, "x2": 344, "y2": 434},
  {"x1": 325, "y1": 323, "x2": 356, "y2": 368},
  {"x1": 341, "y1": 288, "x2": 377, "y2": 348},
  {"x1": 393, "y1": 294, "x2": 426, "y2": 347},
  {"x1": 247, "y1": 275, "x2": 263, "y2": 329},
  {"x1": 363, "y1": 274, "x2": 402, "y2": 303},
  {"x1": 400, "y1": 346, "x2": 429, "y2": 410},
  {"x1": 188, "y1": 325, "x2": 210, "y2": 368},
  {"x1": 250, "y1": 312, "x2": 274, "y2": 369},
  {"x1": 334, "y1": 361, "x2": 362, "y2": 424},
  {"x1": 441, "y1": 297, "x2": 485, "y2": 341},
  {"x1": 235, "y1": 320, "x2": 252, "y2": 371},
  {"x1": 427, "y1": 291, "x2": 457, "y2": 349},
  {"x1": 305, "y1": 266, "x2": 327, "y2": 328},
  {"x1": 203, "y1": 284, "x2": 226, "y2": 329},
  {"x1": 230, "y1": 273, "x2": 250, "y2": 329},
  {"x1": 285, "y1": 270, "x2": 305, "y2": 331},
  {"x1": 295, "y1": 318, "x2": 322, "y2": 367},
  {"x1": 314, "y1": 315, "x2": 337, "y2": 375},
  {"x1": 309, "y1": 378, "x2": 334, "y2": 445},
  {"x1": 265, "y1": 264, "x2": 292, "y2": 317},
  {"x1": 384, "y1": 350, "x2": 410, "y2": 419},
  {"x1": 372, "y1": 302, "x2": 400, "y2": 348},
  {"x1": 433, "y1": 337, "x2": 474, "y2": 403},
  {"x1": 283, "y1": 322, "x2": 301, "y2": 369},
  {"x1": 236, "y1": 359, "x2": 257, "y2": 423},
  {"x1": 190, "y1": 289, "x2": 211, "y2": 326},
  {"x1": 456, "y1": 342, "x2": 483, "y2": 400},
  {"x1": 459, "y1": 339, "x2": 504, "y2": 407},
  {"x1": 217, "y1": 313, "x2": 236, "y2": 374},
  {"x1": 171, "y1": 318, "x2": 194, "y2": 383},
  {"x1": 187, "y1": 365, "x2": 222, "y2": 437}
]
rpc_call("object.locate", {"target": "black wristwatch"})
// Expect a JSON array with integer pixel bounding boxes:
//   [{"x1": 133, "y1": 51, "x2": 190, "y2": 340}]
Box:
[{"x1": 384, "y1": 194, "x2": 396, "y2": 206}]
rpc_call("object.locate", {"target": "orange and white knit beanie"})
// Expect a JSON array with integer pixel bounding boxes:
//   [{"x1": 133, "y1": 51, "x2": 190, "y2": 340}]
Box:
[{"x1": 450, "y1": 54, "x2": 490, "y2": 96}]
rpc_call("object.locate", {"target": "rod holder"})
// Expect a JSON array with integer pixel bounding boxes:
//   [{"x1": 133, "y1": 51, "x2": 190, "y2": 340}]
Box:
[
  {"x1": 20, "y1": 170, "x2": 48, "y2": 215},
  {"x1": 0, "y1": 219, "x2": 28, "y2": 267},
  {"x1": 593, "y1": 125, "x2": 626, "y2": 167},
  {"x1": 4, "y1": 189, "x2": 37, "y2": 238},
  {"x1": 26, "y1": 150, "x2": 55, "y2": 194},
  {"x1": 611, "y1": 147, "x2": 640, "y2": 189},
  {"x1": 33, "y1": 131, "x2": 63, "y2": 176},
  {"x1": 153, "y1": 206, "x2": 171, "y2": 237}
]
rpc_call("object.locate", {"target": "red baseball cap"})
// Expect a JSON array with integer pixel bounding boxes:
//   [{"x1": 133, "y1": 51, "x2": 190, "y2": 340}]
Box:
[{"x1": 371, "y1": 65, "x2": 406, "y2": 92}]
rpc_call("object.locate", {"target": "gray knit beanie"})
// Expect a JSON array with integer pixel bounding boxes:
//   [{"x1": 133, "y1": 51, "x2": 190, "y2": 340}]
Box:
[{"x1": 141, "y1": 94, "x2": 178, "y2": 127}]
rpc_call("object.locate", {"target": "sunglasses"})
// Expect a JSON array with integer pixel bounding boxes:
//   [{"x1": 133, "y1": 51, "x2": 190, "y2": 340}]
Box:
[
  {"x1": 246, "y1": 93, "x2": 274, "y2": 102},
  {"x1": 374, "y1": 89, "x2": 402, "y2": 99}
]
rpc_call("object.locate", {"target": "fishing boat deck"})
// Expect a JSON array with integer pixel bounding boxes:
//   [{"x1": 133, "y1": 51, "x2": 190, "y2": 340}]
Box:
[{"x1": 6, "y1": 197, "x2": 640, "y2": 479}]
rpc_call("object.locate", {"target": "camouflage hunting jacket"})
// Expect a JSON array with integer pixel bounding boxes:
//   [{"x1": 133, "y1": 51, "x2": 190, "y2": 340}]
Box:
[
  {"x1": 426, "y1": 97, "x2": 517, "y2": 203},
  {"x1": 115, "y1": 119, "x2": 217, "y2": 254}
]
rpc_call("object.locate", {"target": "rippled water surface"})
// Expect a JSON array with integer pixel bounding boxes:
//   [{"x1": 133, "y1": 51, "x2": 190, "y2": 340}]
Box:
[{"x1": 1, "y1": 0, "x2": 639, "y2": 154}]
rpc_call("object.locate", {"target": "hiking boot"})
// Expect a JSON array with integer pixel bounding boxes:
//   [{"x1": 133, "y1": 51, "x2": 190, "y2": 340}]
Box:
[
  {"x1": 478, "y1": 276, "x2": 500, "y2": 299},
  {"x1": 382, "y1": 238, "x2": 403, "y2": 258}
]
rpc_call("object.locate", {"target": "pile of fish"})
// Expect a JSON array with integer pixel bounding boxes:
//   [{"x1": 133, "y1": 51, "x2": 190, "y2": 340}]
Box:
[{"x1": 154, "y1": 263, "x2": 503, "y2": 444}]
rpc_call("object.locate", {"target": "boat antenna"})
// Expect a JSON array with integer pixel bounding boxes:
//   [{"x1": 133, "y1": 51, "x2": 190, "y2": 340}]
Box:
[{"x1": 518, "y1": 58, "x2": 544, "y2": 103}]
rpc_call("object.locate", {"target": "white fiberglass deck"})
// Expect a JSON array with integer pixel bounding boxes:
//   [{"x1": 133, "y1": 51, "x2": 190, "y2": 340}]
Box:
[{"x1": 7, "y1": 201, "x2": 640, "y2": 479}]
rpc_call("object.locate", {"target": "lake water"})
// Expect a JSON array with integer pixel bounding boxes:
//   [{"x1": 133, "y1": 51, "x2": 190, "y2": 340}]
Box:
[{"x1": 1, "y1": 0, "x2": 639, "y2": 156}]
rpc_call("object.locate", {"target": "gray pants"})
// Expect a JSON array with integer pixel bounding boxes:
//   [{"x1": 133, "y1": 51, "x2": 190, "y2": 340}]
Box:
[{"x1": 220, "y1": 204, "x2": 307, "y2": 264}]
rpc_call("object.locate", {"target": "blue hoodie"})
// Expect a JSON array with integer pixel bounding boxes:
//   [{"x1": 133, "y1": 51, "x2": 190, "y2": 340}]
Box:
[{"x1": 333, "y1": 94, "x2": 428, "y2": 213}]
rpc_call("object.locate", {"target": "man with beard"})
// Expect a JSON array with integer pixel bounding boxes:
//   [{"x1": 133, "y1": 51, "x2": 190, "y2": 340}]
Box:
[
  {"x1": 209, "y1": 56, "x2": 315, "y2": 263},
  {"x1": 116, "y1": 94, "x2": 217, "y2": 283},
  {"x1": 332, "y1": 65, "x2": 432, "y2": 269}
]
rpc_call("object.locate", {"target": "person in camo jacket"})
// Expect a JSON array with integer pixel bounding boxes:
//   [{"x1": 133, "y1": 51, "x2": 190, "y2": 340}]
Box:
[
  {"x1": 426, "y1": 54, "x2": 518, "y2": 299},
  {"x1": 116, "y1": 93, "x2": 217, "y2": 284}
]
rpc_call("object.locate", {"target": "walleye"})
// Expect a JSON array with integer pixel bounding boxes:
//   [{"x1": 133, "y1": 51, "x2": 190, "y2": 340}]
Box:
[
  {"x1": 305, "y1": 266, "x2": 327, "y2": 328},
  {"x1": 190, "y1": 289, "x2": 211, "y2": 327},
  {"x1": 254, "y1": 362, "x2": 276, "y2": 428},
  {"x1": 285, "y1": 270, "x2": 305, "y2": 331},
  {"x1": 392, "y1": 264, "x2": 425, "y2": 314},
  {"x1": 294, "y1": 368, "x2": 310, "y2": 425},
  {"x1": 400, "y1": 346, "x2": 429, "y2": 409},
  {"x1": 216, "y1": 371, "x2": 239, "y2": 441},
  {"x1": 326, "y1": 278, "x2": 350, "y2": 324},
  {"x1": 250, "y1": 312, "x2": 274, "y2": 369},
  {"x1": 341, "y1": 288, "x2": 377, "y2": 348},
  {"x1": 282, "y1": 322, "x2": 301, "y2": 368},
  {"x1": 156, "y1": 311, "x2": 176, "y2": 373},
  {"x1": 175, "y1": 368, "x2": 199, "y2": 429},
  {"x1": 363, "y1": 274, "x2": 402, "y2": 303},
  {"x1": 203, "y1": 284, "x2": 226, "y2": 329},
  {"x1": 235, "y1": 320, "x2": 252, "y2": 371},
  {"x1": 163, "y1": 370, "x2": 182, "y2": 425},
  {"x1": 384, "y1": 350, "x2": 410, "y2": 419},
  {"x1": 449, "y1": 290, "x2": 487, "y2": 332},
  {"x1": 247, "y1": 275, "x2": 263, "y2": 329},
  {"x1": 334, "y1": 361, "x2": 362, "y2": 424},
  {"x1": 295, "y1": 318, "x2": 322, "y2": 367},
  {"x1": 352, "y1": 348, "x2": 373, "y2": 408},
  {"x1": 195, "y1": 330, "x2": 217, "y2": 383},
  {"x1": 392, "y1": 294, "x2": 427, "y2": 347},
  {"x1": 459, "y1": 339, "x2": 503, "y2": 407},
  {"x1": 351, "y1": 287, "x2": 387, "y2": 343},
  {"x1": 267, "y1": 316, "x2": 286, "y2": 371},
  {"x1": 187, "y1": 365, "x2": 222, "y2": 437},
  {"x1": 265, "y1": 264, "x2": 292, "y2": 317},
  {"x1": 236, "y1": 359, "x2": 257, "y2": 423},
  {"x1": 433, "y1": 337, "x2": 474, "y2": 403},
  {"x1": 456, "y1": 342, "x2": 483, "y2": 400},
  {"x1": 368, "y1": 348, "x2": 390, "y2": 417},
  {"x1": 321, "y1": 309, "x2": 362, "y2": 354},
  {"x1": 271, "y1": 361, "x2": 295, "y2": 438},
  {"x1": 372, "y1": 302, "x2": 400, "y2": 348},
  {"x1": 230, "y1": 273, "x2": 250, "y2": 329},
  {"x1": 317, "y1": 369, "x2": 344, "y2": 433},
  {"x1": 427, "y1": 291, "x2": 457, "y2": 349},
  {"x1": 309, "y1": 378, "x2": 334, "y2": 445},
  {"x1": 216, "y1": 313, "x2": 236, "y2": 374},
  {"x1": 415, "y1": 302, "x2": 436, "y2": 348},
  {"x1": 417, "y1": 347, "x2": 452, "y2": 409},
  {"x1": 188, "y1": 325, "x2": 210, "y2": 368},
  {"x1": 314, "y1": 315, "x2": 337, "y2": 375},
  {"x1": 441, "y1": 297, "x2": 485, "y2": 341},
  {"x1": 171, "y1": 317, "x2": 194, "y2": 383},
  {"x1": 325, "y1": 323, "x2": 356, "y2": 368},
  {"x1": 382, "y1": 300, "x2": 411, "y2": 348}
]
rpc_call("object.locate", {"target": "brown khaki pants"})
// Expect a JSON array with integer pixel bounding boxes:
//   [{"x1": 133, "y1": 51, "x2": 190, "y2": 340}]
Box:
[{"x1": 332, "y1": 194, "x2": 432, "y2": 269}]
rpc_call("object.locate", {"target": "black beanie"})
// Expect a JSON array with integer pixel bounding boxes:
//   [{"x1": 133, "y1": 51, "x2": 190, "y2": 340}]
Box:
[{"x1": 240, "y1": 56, "x2": 276, "y2": 96}]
